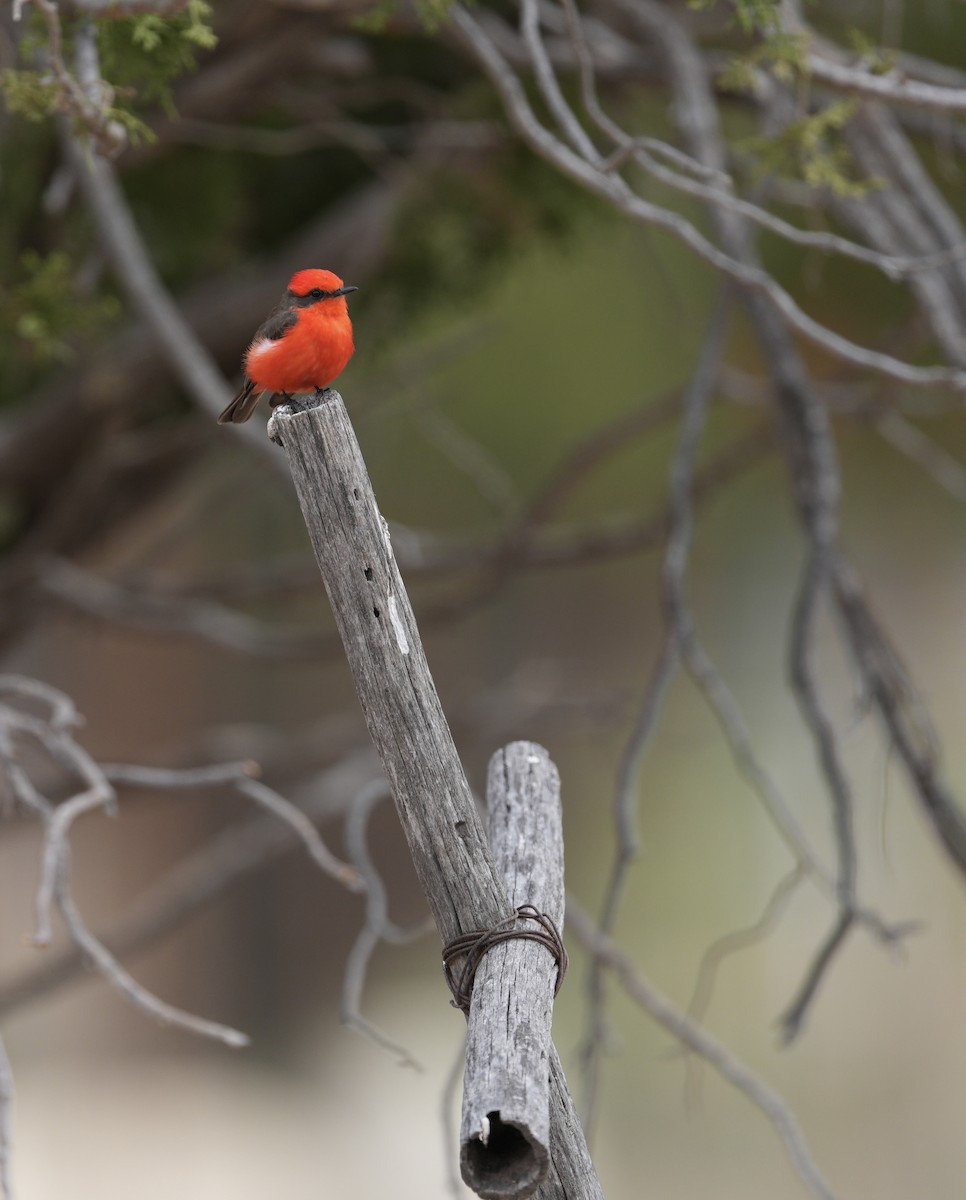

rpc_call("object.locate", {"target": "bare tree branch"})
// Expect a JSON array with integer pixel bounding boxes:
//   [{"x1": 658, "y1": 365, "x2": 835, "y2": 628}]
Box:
[
  {"x1": 449, "y1": 4, "x2": 966, "y2": 394},
  {"x1": 580, "y1": 293, "x2": 729, "y2": 1133},
  {"x1": 782, "y1": 559, "x2": 856, "y2": 1042},
  {"x1": 0, "y1": 750, "x2": 380, "y2": 1021},
  {"x1": 801, "y1": 29, "x2": 966, "y2": 113},
  {"x1": 15, "y1": 0, "x2": 126, "y2": 153},
  {"x1": 101, "y1": 762, "x2": 360, "y2": 891},
  {"x1": 54, "y1": 873, "x2": 251, "y2": 1047},
  {"x1": 341, "y1": 779, "x2": 429, "y2": 1068},
  {"x1": 65, "y1": 137, "x2": 251, "y2": 434},
  {"x1": 34, "y1": 424, "x2": 772, "y2": 659},
  {"x1": 37, "y1": 556, "x2": 342, "y2": 658},
  {"x1": 554, "y1": 0, "x2": 966, "y2": 283},
  {"x1": 0, "y1": 1034, "x2": 13, "y2": 1200},
  {"x1": 875, "y1": 412, "x2": 966, "y2": 501},
  {"x1": 686, "y1": 864, "x2": 806, "y2": 1037},
  {"x1": 62, "y1": 0, "x2": 191, "y2": 12},
  {"x1": 566, "y1": 899, "x2": 841, "y2": 1200},
  {"x1": 0, "y1": 678, "x2": 362, "y2": 1051},
  {"x1": 831, "y1": 557, "x2": 966, "y2": 875}
]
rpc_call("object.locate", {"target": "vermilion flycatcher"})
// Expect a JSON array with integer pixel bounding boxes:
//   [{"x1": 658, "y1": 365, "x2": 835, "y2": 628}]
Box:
[{"x1": 217, "y1": 268, "x2": 357, "y2": 424}]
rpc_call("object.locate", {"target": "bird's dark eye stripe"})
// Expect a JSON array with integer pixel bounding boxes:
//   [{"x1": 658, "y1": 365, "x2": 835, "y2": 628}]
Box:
[{"x1": 288, "y1": 287, "x2": 335, "y2": 306}]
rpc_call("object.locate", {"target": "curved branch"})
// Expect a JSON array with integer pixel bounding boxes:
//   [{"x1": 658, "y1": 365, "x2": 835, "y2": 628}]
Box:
[
  {"x1": 567, "y1": 899, "x2": 841, "y2": 1200},
  {"x1": 449, "y1": 6, "x2": 966, "y2": 394}
]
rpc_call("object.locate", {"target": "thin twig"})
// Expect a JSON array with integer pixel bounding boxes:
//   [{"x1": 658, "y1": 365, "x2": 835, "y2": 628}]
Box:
[
  {"x1": 102, "y1": 762, "x2": 361, "y2": 891},
  {"x1": 580, "y1": 294, "x2": 729, "y2": 1133},
  {"x1": 808, "y1": 46, "x2": 966, "y2": 113},
  {"x1": 0, "y1": 751, "x2": 381, "y2": 1020},
  {"x1": 688, "y1": 864, "x2": 807, "y2": 1029},
  {"x1": 450, "y1": 5, "x2": 966, "y2": 394},
  {"x1": 875, "y1": 411, "x2": 966, "y2": 501},
  {"x1": 780, "y1": 911, "x2": 854, "y2": 1045},
  {"x1": 684, "y1": 864, "x2": 805, "y2": 1109},
  {"x1": 34, "y1": 774, "x2": 115, "y2": 947},
  {"x1": 55, "y1": 874, "x2": 250, "y2": 1047},
  {"x1": 831, "y1": 555, "x2": 966, "y2": 875},
  {"x1": 20, "y1": 0, "x2": 125, "y2": 154},
  {"x1": 555, "y1": 0, "x2": 966, "y2": 283},
  {"x1": 782, "y1": 555, "x2": 857, "y2": 1042},
  {"x1": 0, "y1": 676, "x2": 80, "y2": 731},
  {"x1": 62, "y1": 137, "x2": 274, "y2": 459},
  {"x1": 341, "y1": 780, "x2": 428, "y2": 1068},
  {"x1": 440, "y1": 1038, "x2": 467, "y2": 1199},
  {"x1": 0, "y1": 1034, "x2": 13, "y2": 1200},
  {"x1": 1, "y1": 680, "x2": 363, "y2": 1050},
  {"x1": 567, "y1": 898, "x2": 842, "y2": 1200},
  {"x1": 36, "y1": 426, "x2": 772, "y2": 659},
  {"x1": 39, "y1": 558, "x2": 337, "y2": 659}
]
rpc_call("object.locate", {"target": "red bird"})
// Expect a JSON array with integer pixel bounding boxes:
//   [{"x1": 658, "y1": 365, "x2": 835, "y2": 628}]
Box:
[{"x1": 218, "y1": 268, "x2": 357, "y2": 424}]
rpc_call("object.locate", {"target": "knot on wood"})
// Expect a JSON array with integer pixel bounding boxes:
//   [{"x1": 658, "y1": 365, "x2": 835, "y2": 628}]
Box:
[{"x1": 442, "y1": 905, "x2": 569, "y2": 1013}]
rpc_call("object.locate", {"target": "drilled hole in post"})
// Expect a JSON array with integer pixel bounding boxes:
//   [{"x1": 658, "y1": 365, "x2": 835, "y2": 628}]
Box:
[
  {"x1": 364, "y1": 566, "x2": 373, "y2": 581},
  {"x1": 373, "y1": 606, "x2": 381, "y2": 619},
  {"x1": 353, "y1": 487, "x2": 360, "y2": 500}
]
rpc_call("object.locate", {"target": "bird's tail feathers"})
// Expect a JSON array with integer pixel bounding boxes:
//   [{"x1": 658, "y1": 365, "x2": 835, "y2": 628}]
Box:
[{"x1": 217, "y1": 379, "x2": 265, "y2": 424}]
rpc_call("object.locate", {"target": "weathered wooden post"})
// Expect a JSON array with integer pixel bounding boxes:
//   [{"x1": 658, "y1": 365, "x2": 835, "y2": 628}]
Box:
[
  {"x1": 454, "y1": 743, "x2": 567, "y2": 1197},
  {"x1": 268, "y1": 390, "x2": 601, "y2": 1199}
]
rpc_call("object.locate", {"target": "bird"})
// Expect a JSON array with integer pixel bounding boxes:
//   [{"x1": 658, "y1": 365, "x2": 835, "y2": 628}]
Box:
[{"x1": 217, "y1": 268, "x2": 357, "y2": 424}]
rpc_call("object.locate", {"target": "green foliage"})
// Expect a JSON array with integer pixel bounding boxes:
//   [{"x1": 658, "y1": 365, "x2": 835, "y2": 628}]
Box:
[
  {"x1": 2, "y1": 251, "x2": 119, "y2": 367},
  {"x1": 0, "y1": 66, "x2": 153, "y2": 143},
  {"x1": 719, "y1": 29, "x2": 810, "y2": 91},
  {"x1": 0, "y1": 67, "x2": 61, "y2": 122},
  {"x1": 742, "y1": 99, "x2": 877, "y2": 196},
  {"x1": 2, "y1": 2, "x2": 215, "y2": 144},
  {"x1": 706, "y1": 4, "x2": 875, "y2": 196},
  {"x1": 711, "y1": 0, "x2": 809, "y2": 96},
  {"x1": 731, "y1": 0, "x2": 782, "y2": 33},
  {"x1": 354, "y1": 0, "x2": 454, "y2": 35},
  {"x1": 845, "y1": 27, "x2": 899, "y2": 75},
  {"x1": 101, "y1": 104, "x2": 155, "y2": 146},
  {"x1": 97, "y1": 0, "x2": 217, "y2": 115}
]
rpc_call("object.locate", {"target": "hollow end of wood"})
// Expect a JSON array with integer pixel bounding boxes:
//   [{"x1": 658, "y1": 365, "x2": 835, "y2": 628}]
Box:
[{"x1": 460, "y1": 1111, "x2": 547, "y2": 1199}]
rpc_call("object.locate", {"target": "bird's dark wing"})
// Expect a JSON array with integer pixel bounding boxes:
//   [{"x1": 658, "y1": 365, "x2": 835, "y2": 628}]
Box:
[
  {"x1": 253, "y1": 300, "x2": 298, "y2": 343},
  {"x1": 218, "y1": 294, "x2": 299, "y2": 424}
]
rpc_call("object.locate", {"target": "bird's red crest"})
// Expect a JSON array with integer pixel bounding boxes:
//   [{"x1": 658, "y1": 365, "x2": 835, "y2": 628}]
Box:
[{"x1": 288, "y1": 268, "x2": 345, "y2": 297}]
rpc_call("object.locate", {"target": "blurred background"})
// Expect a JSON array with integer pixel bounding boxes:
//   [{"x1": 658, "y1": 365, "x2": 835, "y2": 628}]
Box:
[{"x1": 2, "y1": 0, "x2": 966, "y2": 1197}]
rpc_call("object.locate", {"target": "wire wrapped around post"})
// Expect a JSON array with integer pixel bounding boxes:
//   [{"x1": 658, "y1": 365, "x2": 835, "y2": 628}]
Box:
[{"x1": 443, "y1": 904, "x2": 568, "y2": 1015}]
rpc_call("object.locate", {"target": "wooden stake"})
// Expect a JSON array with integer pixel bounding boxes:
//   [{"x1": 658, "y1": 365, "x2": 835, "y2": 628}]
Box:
[
  {"x1": 459, "y1": 742, "x2": 566, "y2": 1198},
  {"x1": 269, "y1": 390, "x2": 601, "y2": 1200}
]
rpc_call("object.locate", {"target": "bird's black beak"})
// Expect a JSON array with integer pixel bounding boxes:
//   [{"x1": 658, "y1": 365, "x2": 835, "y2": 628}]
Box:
[{"x1": 334, "y1": 285, "x2": 358, "y2": 297}]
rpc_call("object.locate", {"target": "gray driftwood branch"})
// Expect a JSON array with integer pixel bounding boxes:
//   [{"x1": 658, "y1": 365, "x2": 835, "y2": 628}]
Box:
[
  {"x1": 459, "y1": 742, "x2": 567, "y2": 1198},
  {"x1": 268, "y1": 390, "x2": 601, "y2": 1199}
]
